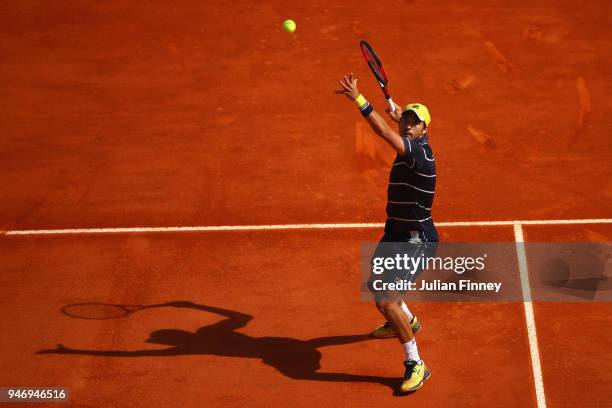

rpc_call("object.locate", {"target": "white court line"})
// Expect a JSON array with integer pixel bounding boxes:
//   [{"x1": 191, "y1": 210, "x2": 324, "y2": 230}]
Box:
[
  {"x1": 3, "y1": 218, "x2": 612, "y2": 236},
  {"x1": 514, "y1": 223, "x2": 547, "y2": 408}
]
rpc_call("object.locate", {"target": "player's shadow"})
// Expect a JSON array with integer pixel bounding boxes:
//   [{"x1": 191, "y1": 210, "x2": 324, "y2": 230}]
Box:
[{"x1": 37, "y1": 301, "x2": 403, "y2": 393}]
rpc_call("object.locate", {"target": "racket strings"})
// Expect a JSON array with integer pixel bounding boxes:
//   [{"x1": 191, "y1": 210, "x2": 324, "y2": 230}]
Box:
[{"x1": 61, "y1": 303, "x2": 131, "y2": 319}]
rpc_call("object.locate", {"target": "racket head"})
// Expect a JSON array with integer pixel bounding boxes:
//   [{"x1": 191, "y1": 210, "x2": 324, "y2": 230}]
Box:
[
  {"x1": 61, "y1": 302, "x2": 148, "y2": 320},
  {"x1": 360, "y1": 40, "x2": 389, "y2": 86}
]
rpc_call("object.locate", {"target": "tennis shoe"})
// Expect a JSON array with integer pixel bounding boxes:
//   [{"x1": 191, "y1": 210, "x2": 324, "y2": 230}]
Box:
[
  {"x1": 370, "y1": 316, "x2": 420, "y2": 338},
  {"x1": 400, "y1": 359, "x2": 430, "y2": 392}
]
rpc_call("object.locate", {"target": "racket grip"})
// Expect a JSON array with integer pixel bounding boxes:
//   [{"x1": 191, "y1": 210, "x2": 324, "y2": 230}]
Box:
[{"x1": 387, "y1": 97, "x2": 396, "y2": 112}]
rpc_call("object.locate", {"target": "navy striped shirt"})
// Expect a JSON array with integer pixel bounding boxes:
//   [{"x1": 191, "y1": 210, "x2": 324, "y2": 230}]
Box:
[{"x1": 385, "y1": 136, "x2": 438, "y2": 241}]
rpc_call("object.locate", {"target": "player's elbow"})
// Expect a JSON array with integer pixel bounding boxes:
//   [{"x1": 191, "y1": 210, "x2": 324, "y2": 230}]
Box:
[
  {"x1": 380, "y1": 131, "x2": 405, "y2": 155},
  {"x1": 380, "y1": 128, "x2": 395, "y2": 142}
]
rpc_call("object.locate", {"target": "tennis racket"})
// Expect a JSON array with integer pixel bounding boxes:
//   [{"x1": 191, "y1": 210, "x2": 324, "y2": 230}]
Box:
[
  {"x1": 360, "y1": 40, "x2": 396, "y2": 112},
  {"x1": 61, "y1": 302, "x2": 167, "y2": 320}
]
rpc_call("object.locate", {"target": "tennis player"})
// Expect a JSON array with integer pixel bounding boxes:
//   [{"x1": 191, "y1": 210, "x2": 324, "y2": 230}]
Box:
[{"x1": 336, "y1": 73, "x2": 438, "y2": 392}]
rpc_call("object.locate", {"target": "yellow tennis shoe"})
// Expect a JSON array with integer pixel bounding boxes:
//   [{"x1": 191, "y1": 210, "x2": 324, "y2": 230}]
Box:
[
  {"x1": 370, "y1": 316, "x2": 421, "y2": 338},
  {"x1": 400, "y1": 359, "x2": 431, "y2": 392}
]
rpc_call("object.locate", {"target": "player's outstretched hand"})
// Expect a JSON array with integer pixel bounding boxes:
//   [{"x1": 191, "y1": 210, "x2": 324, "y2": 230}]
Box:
[
  {"x1": 335, "y1": 73, "x2": 360, "y2": 101},
  {"x1": 386, "y1": 101, "x2": 403, "y2": 122}
]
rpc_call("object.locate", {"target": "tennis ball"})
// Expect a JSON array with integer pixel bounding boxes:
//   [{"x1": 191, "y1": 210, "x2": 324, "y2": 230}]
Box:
[{"x1": 283, "y1": 19, "x2": 296, "y2": 33}]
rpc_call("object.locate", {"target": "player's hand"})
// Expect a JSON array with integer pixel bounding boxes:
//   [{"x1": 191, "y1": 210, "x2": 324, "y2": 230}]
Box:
[
  {"x1": 386, "y1": 102, "x2": 403, "y2": 122},
  {"x1": 335, "y1": 73, "x2": 360, "y2": 101}
]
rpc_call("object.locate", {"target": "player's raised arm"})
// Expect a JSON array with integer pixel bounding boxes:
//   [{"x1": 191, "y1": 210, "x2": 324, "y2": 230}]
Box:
[
  {"x1": 166, "y1": 301, "x2": 253, "y2": 328},
  {"x1": 335, "y1": 73, "x2": 405, "y2": 155}
]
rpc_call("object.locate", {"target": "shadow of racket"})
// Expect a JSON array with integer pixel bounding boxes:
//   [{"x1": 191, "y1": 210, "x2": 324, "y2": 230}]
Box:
[{"x1": 61, "y1": 302, "x2": 169, "y2": 320}]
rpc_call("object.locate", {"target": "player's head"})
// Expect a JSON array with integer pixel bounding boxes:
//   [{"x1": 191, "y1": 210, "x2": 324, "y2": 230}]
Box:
[
  {"x1": 400, "y1": 103, "x2": 431, "y2": 140},
  {"x1": 146, "y1": 329, "x2": 191, "y2": 345}
]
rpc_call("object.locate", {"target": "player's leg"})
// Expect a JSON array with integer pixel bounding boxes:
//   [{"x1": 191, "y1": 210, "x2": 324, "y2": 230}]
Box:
[
  {"x1": 370, "y1": 238, "x2": 431, "y2": 392},
  {"x1": 375, "y1": 293, "x2": 430, "y2": 392},
  {"x1": 369, "y1": 235, "x2": 421, "y2": 338},
  {"x1": 375, "y1": 296, "x2": 413, "y2": 341},
  {"x1": 398, "y1": 238, "x2": 436, "y2": 391},
  {"x1": 371, "y1": 299, "x2": 420, "y2": 338},
  {"x1": 370, "y1": 236, "x2": 424, "y2": 339}
]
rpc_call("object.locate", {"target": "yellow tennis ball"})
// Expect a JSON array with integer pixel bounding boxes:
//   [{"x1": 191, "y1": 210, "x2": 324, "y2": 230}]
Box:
[{"x1": 283, "y1": 19, "x2": 296, "y2": 33}]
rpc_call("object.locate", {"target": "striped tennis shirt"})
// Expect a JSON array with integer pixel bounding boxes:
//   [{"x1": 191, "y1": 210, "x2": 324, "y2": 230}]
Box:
[{"x1": 385, "y1": 135, "x2": 438, "y2": 242}]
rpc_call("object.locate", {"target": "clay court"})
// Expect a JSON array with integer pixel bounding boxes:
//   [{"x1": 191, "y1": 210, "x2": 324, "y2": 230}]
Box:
[{"x1": 1, "y1": 1, "x2": 611, "y2": 407}]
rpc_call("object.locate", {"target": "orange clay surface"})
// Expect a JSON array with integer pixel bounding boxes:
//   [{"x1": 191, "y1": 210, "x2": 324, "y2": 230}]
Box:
[{"x1": 1, "y1": 1, "x2": 611, "y2": 407}]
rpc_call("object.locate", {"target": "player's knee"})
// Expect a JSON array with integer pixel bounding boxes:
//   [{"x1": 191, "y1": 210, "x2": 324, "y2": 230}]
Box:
[{"x1": 376, "y1": 299, "x2": 398, "y2": 313}]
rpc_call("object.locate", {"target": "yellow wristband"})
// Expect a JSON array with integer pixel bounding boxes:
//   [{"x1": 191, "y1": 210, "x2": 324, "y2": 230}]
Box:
[{"x1": 354, "y1": 94, "x2": 367, "y2": 109}]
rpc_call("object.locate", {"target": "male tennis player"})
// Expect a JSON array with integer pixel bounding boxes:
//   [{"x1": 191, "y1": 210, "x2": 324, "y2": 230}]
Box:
[{"x1": 336, "y1": 73, "x2": 438, "y2": 392}]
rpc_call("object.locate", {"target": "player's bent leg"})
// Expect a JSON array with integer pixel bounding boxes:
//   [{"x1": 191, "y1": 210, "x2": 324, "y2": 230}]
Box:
[
  {"x1": 368, "y1": 238, "x2": 427, "y2": 340},
  {"x1": 375, "y1": 296, "x2": 413, "y2": 342},
  {"x1": 370, "y1": 315, "x2": 420, "y2": 338},
  {"x1": 370, "y1": 296, "x2": 420, "y2": 338},
  {"x1": 368, "y1": 274, "x2": 420, "y2": 338}
]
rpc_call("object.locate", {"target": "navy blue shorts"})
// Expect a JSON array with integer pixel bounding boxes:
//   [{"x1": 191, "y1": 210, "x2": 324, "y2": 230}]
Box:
[{"x1": 368, "y1": 230, "x2": 438, "y2": 300}]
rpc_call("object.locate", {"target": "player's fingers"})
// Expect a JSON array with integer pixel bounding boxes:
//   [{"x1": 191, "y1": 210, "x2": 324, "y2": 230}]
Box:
[{"x1": 334, "y1": 84, "x2": 349, "y2": 93}]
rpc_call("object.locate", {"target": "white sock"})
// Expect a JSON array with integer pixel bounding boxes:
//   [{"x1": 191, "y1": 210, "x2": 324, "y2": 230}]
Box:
[
  {"x1": 400, "y1": 301, "x2": 414, "y2": 320},
  {"x1": 402, "y1": 338, "x2": 420, "y2": 362}
]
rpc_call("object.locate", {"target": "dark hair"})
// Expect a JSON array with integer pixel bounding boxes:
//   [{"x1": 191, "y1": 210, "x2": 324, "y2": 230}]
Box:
[{"x1": 401, "y1": 110, "x2": 425, "y2": 127}]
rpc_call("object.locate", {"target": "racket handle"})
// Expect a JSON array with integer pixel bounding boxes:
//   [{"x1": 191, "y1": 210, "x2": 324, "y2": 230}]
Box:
[{"x1": 387, "y1": 97, "x2": 396, "y2": 112}]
